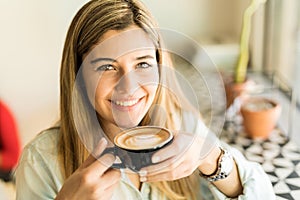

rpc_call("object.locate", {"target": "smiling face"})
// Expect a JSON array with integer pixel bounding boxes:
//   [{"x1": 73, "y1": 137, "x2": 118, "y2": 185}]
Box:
[{"x1": 82, "y1": 26, "x2": 159, "y2": 138}]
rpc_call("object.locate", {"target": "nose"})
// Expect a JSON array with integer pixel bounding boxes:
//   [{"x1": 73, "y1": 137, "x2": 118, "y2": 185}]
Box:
[{"x1": 115, "y1": 71, "x2": 139, "y2": 95}]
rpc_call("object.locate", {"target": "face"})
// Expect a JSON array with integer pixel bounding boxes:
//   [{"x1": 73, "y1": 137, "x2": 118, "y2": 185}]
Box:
[{"x1": 82, "y1": 26, "x2": 159, "y2": 138}]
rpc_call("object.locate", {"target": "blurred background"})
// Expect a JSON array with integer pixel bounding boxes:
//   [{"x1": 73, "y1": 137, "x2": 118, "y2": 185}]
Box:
[{"x1": 0, "y1": 0, "x2": 300, "y2": 199}]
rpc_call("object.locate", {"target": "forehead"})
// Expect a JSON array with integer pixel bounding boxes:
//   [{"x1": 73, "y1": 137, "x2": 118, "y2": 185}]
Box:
[{"x1": 84, "y1": 27, "x2": 156, "y2": 62}]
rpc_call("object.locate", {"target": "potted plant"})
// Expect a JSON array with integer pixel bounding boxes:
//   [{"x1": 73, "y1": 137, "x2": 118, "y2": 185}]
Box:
[
  {"x1": 240, "y1": 97, "x2": 281, "y2": 139},
  {"x1": 226, "y1": 0, "x2": 282, "y2": 139},
  {"x1": 224, "y1": 0, "x2": 268, "y2": 108}
]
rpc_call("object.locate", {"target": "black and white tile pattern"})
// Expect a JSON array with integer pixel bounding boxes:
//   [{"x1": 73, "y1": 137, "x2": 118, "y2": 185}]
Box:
[{"x1": 221, "y1": 120, "x2": 300, "y2": 200}]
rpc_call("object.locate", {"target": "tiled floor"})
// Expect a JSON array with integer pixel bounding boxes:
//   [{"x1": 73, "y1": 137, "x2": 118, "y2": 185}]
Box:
[{"x1": 222, "y1": 120, "x2": 300, "y2": 200}]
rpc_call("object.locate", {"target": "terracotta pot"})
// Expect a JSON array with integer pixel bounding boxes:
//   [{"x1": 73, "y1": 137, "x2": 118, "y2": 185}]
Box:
[
  {"x1": 240, "y1": 98, "x2": 281, "y2": 139},
  {"x1": 224, "y1": 79, "x2": 251, "y2": 108}
]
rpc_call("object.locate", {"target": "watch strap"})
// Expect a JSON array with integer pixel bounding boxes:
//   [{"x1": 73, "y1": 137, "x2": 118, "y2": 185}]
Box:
[{"x1": 199, "y1": 148, "x2": 233, "y2": 182}]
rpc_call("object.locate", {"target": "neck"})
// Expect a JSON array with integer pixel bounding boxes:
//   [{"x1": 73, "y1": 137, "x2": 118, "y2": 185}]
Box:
[{"x1": 99, "y1": 121, "x2": 123, "y2": 142}]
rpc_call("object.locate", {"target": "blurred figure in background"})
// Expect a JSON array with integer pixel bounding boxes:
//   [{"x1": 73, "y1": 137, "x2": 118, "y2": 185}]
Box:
[{"x1": 0, "y1": 100, "x2": 21, "y2": 182}]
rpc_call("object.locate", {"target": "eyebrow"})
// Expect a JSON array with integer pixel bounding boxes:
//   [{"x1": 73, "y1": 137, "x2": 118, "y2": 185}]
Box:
[
  {"x1": 90, "y1": 58, "x2": 116, "y2": 64},
  {"x1": 90, "y1": 55, "x2": 155, "y2": 64},
  {"x1": 136, "y1": 55, "x2": 156, "y2": 60}
]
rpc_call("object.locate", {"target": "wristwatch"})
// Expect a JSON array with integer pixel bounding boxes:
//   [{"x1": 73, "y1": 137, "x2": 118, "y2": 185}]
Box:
[{"x1": 199, "y1": 148, "x2": 234, "y2": 182}]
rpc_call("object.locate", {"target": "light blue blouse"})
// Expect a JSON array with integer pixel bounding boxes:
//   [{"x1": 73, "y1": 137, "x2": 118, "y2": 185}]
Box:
[{"x1": 15, "y1": 114, "x2": 275, "y2": 199}]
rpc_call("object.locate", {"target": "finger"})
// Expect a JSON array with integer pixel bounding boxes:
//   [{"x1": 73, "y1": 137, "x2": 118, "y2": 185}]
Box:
[
  {"x1": 142, "y1": 162, "x2": 191, "y2": 182},
  {"x1": 83, "y1": 169, "x2": 120, "y2": 200},
  {"x1": 87, "y1": 153, "x2": 116, "y2": 176},
  {"x1": 96, "y1": 169, "x2": 121, "y2": 191},
  {"x1": 100, "y1": 180, "x2": 120, "y2": 200},
  {"x1": 151, "y1": 132, "x2": 194, "y2": 164},
  {"x1": 151, "y1": 144, "x2": 178, "y2": 164},
  {"x1": 105, "y1": 179, "x2": 120, "y2": 192},
  {"x1": 103, "y1": 169, "x2": 121, "y2": 188},
  {"x1": 80, "y1": 138, "x2": 108, "y2": 169},
  {"x1": 141, "y1": 155, "x2": 184, "y2": 175}
]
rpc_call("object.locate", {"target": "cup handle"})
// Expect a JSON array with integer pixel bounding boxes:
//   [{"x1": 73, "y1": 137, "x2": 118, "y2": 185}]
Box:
[{"x1": 101, "y1": 147, "x2": 126, "y2": 169}]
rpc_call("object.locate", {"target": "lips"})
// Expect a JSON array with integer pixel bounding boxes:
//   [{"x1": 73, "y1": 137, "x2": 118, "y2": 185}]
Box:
[
  {"x1": 110, "y1": 97, "x2": 143, "y2": 111},
  {"x1": 112, "y1": 99, "x2": 139, "y2": 107}
]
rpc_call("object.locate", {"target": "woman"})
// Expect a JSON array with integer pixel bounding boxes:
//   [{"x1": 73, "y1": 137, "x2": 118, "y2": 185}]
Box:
[{"x1": 15, "y1": 0, "x2": 275, "y2": 199}]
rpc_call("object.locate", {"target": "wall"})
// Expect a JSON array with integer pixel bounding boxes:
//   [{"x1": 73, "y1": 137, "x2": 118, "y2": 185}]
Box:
[
  {"x1": 296, "y1": 6, "x2": 300, "y2": 103},
  {"x1": 264, "y1": 0, "x2": 299, "y2": 84},
  {"x1": 0, "y1": 0, "x2": 87, "y2": 146},
  {"x1": 142, "y1": 0, "x2": 250, "y2": 69},
  {"x1": 142, "y1": 0, "x2": 248, "y2": 42},
  {"x1": 0, "y1": 0, "x2": 248, "y2": 146}
]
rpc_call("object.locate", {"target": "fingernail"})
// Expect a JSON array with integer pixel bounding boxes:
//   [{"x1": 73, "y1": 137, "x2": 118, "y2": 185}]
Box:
[
  {"x1": 100, "y1": 137, "x2": 107, "y2": 145},
  {"x1": 152, "y1": 156, "x2": 160, "y2": 163},
  {"x1": 140, "y1": 176, "x2": 147, "y2": 182}
]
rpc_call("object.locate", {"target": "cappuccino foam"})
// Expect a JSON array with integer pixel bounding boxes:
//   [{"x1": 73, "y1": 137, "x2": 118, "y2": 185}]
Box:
[{"x1": 114, "y1": 127, "x2": 172, "y2": 150}]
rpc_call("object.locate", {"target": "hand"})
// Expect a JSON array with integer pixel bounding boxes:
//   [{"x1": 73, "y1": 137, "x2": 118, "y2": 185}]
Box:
[
  {"x1": 139, "y1": 130, "x2": 218, "y2": 182},
  {"x1": 55, "y1": 138, "x2": 121, "y2": 200}
]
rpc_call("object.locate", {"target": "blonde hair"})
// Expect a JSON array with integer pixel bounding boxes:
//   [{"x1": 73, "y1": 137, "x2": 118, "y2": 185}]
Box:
[{"x1": 59, "y1": 0, "x2": 200, "y2": 199}]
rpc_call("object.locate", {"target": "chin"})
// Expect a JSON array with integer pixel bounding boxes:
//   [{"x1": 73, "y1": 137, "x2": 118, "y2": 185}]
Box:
[{"x1": 115, "y1": 119, "x2": 141, "y2": 129}]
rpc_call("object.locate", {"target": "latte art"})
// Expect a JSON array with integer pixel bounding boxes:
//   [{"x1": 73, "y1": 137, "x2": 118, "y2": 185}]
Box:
[
  {"x1": 114, "y1": 126, "x2": 172, "y2": 150},
  {"x1": 124, "y1": 134, "x2": 164, "y2": 149}
]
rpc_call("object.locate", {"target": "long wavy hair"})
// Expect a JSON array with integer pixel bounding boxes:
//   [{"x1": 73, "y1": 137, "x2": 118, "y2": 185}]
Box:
[{"x1": 59, "y1": 0, "x2": 200, "y2": 199}]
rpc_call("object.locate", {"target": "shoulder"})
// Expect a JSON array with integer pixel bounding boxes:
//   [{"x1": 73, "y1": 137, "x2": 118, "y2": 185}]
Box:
[
  {"x1": 24, "y1": 127, "x2": 60, "y2": 149},
  {"x1": 15, "y1": 127, "x2": 63, "y2": 199},
  {"x1": 19, "y1": 127, "x2": 60, "y2": 163},
  {"x1": 15, "y1": 127, "x2": 62, "y2": 182}
]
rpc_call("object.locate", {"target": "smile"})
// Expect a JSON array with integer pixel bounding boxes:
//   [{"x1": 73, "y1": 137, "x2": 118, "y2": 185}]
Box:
[{"x1": 112, "y1": 99, "x2": 140, "y2": 107}]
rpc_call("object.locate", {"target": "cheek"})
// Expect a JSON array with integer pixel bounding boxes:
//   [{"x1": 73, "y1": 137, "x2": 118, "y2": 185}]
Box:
[
  {"x1": 84, "y1": 75, "x2": 112, "y2": 108},
  {"x1": 82, "y1": 82, "x2": 97, "y2": 109},
  {"x1": 82, "y1": 67, "x2": 100, "y2": 107},
  {"x1": 148, "y1": 71, "x2": 159, "y2": 95},
  {"x1": 146, "y1": 84, "x2": 159, "y2": 100},
  {"x1": 140, "y1": 69, "x2": 159, "y2": 94},
  {"x1": 141, "y1": 72, "x2": 159, "y2": 106},
  {"x1": 94, "y1": 79, "x2": 112, "y2": 102},
  {"x1": 143, "y1": 67, "x2": 159, "y2": 84}
]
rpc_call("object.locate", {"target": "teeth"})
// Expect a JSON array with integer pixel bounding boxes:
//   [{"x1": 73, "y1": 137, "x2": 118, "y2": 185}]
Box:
[{"x1": 114, "y1": 99, "x2": 139, "y2": 107}]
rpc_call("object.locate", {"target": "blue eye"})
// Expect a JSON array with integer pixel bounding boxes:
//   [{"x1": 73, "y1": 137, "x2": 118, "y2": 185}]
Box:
[
  {"x1": 137, "y1": 62, "x2": 152, "y2": 69},
  {"x1": 96, "y1": 64, "x2": 115, "y2": 71}
]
